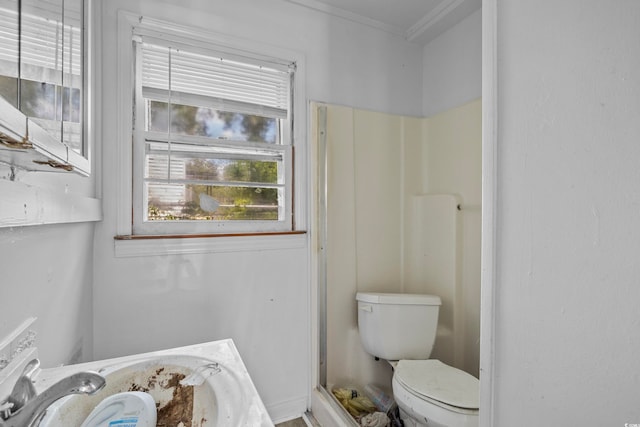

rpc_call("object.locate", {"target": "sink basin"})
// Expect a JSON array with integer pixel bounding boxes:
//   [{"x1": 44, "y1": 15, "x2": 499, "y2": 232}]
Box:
[{"x1": 35, "y1": 339, "x2": 273, "y2": 427}]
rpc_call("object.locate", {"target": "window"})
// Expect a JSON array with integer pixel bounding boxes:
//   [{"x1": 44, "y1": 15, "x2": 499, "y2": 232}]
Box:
[{"x1": 131, "y1": 27, "x2": 296, "y2": 235}]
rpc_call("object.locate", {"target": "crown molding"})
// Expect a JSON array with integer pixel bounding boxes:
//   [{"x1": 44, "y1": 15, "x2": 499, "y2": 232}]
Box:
[
  {"x1": 406, "y1": 0, "x2": 466, "y2": 42},
  {"x1": 282, "y1": 0, "x2": 406, "y2": 38},
  {"x1": 282, "y1": 0, "x2": 479, "y2": 44}
]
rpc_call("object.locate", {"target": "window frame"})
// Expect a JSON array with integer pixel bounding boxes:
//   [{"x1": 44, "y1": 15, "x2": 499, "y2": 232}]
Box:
[{"x1": 115, "y1": 12, "x2": 307, "y2": 244}]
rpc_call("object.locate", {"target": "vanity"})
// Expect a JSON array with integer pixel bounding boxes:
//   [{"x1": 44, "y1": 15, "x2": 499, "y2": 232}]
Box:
[
  {"x1": 0, "y1": 0, "x2": 93, "y2": 175},
  {"x1": 0, "y1": 339, "x2": 274, "y2": 427}
]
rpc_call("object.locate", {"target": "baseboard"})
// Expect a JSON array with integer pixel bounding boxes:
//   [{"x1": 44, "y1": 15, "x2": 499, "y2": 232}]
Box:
[{"x1": 267, "y1": 395, "x2": 309, "y2": 424}]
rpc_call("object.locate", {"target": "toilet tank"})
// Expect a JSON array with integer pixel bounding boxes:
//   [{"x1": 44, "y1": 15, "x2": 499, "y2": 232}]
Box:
[{"x1": 356, "y1": 292, "x2": 441, "y2": 361}]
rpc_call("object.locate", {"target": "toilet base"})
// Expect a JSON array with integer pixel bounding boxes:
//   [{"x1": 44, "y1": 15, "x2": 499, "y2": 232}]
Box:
[
  {"x1": 401, "y1": 406, "x2": 460, "y2": 427},
  {"x1": 398, "y1": 406, "x2": 476, "y2": 427},
  {"x1": 398, "y1": 407, "x2": 431, "y2": 427},
  {"x1": 392, "y1": 375, "x2": 478, "y2": 427}
]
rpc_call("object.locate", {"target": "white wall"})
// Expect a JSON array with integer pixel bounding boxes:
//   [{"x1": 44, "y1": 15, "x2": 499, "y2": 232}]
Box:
[
  {"x1": 93, "y1": 0, "x2": 422, "y2": 422},
  {"x1": 323, "y1": 106, "x2": 417, "y2": 392},
  {"x1": 0, "y1": 165, "x2": 97, "y2": 368},
  {"x1": 141, "y1": 0, "x2": 424, "y2": 118},
  {"x1": 420, "y1": 99, "x2": 482, "y2": 377},
  {"x1": 418, "y1": 8, "x2": 483, "y2": 378},
  {"x1": 491, "y1": 1, "x2": 640, "y2": 425},
  {"x1": 423, "y1": 9, "x2": 481, "y2": 118},
  {"x1": 0, "y1": 221, "x2": 95, "y2": 367}
]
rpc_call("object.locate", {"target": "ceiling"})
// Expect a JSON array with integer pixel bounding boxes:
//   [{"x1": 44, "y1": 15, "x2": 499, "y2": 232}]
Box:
[{"x1": 283, "y1": 0, "x2": 481, "y2": 44}]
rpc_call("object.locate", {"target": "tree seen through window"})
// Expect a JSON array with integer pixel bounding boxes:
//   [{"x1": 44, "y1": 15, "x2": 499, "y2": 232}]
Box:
[{"x1": 146, "y1": 101, "x2": 280, "y2": 221}]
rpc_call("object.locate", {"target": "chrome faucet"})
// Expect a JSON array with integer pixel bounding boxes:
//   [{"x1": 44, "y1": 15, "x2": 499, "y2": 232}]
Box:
[{"x1": 0, "y1": 359, "x2": 106, "y2": 427}]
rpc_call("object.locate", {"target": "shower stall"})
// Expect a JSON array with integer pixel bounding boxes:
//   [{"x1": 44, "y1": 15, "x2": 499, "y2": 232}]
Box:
[{"x1": 311, "y1": 100, "x2": 482, "y2": 422}]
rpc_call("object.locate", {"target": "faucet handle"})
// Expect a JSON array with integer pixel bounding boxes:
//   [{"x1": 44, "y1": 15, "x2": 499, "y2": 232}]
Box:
[
  {"x1": 0, "y1": 400, "x2": 14, "y2": 419},
  {"x1": 6, "y1": 359, "x2": 40, "y2": 412}
]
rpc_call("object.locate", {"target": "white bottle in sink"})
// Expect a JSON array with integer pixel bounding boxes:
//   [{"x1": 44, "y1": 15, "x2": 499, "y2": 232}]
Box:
[{"x1": 80, "y1": 391, "x2": 157, "y2": 427}]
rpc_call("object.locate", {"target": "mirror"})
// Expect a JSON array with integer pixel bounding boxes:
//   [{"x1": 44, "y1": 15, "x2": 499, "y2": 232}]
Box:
[
  {"x1": 0, "y1": 0, "x2": 20, "y2": 109},
  {"x1": 0, "y1": 0, "x2": 89, "y2": 175}
]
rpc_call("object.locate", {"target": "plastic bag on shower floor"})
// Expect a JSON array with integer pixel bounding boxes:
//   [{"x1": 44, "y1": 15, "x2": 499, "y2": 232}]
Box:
[
  {"x1": 332, "y1": 387, "x2": 377, "y2": 418},
  {"x1": 359, "y1": 412, "x2": 391, "y2": 427}
]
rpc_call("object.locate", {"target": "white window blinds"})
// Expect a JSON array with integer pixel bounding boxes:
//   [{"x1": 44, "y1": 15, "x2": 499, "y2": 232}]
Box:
[
  {"x1": 136, "y1": 36, "x2": 293, "y2": 121},
  {"x1": 0, "y1": 4, "x2": 81, "y2": 82}
]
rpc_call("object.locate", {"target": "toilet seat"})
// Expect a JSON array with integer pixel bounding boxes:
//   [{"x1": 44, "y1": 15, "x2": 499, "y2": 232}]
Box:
[{"x1": 394, "y1": 359, "x2": 479, "y2": 411}]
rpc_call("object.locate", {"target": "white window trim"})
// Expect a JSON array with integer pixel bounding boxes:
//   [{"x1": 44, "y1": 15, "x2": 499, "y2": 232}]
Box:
[
  {"x1": 114, "y1": 232, "x2": 307, "y2": 258},
  {"x1": 114, "y1": 11, "x2": 307, "y2": 255}
]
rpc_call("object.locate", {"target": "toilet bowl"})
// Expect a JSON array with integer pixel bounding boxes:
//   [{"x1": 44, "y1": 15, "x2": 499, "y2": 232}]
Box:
[
  {"x1": 356, "y1": 292, "x2": 479, "y2": 427},
  {"x1": 392, "y1": 360, "x2": 478, "y2": 427}
]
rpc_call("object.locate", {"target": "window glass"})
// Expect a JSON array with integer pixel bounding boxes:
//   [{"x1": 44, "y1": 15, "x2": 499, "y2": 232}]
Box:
[
  {"x1": 147, "y1": 183, "x2": 279, "y2": 222},
  {"x1": 147, "y1": 101, "x2": 279, "y2": 144}
]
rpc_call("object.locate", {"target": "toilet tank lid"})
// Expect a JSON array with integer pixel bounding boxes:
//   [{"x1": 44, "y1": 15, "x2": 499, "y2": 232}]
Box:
[{"x1": 356, "y1": 292, "x2": 441, "y2": 305}]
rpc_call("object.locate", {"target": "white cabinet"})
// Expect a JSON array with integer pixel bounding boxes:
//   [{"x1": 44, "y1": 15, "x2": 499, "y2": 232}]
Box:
[{"x1": 0, "y1": 0, "x2": 90, "y2": 175}]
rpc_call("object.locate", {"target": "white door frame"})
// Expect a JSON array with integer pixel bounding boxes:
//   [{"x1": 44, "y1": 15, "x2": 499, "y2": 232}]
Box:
[{"x1": 479, "y1": 1, "x2": 497, "y2": 426}]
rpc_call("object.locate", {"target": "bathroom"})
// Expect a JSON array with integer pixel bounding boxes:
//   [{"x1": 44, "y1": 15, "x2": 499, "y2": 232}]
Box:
[{"x1": 2, "y1": 0, "x2": 640, "y2": 426}]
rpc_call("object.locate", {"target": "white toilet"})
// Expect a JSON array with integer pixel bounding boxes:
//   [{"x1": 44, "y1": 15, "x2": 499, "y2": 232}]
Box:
[{"x1": 356, "y1": 292, "x2": 479, "y2": 427}]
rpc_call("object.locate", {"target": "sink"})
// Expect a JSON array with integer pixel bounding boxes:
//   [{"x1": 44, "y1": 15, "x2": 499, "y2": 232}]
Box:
[{"x1": 34, "y1": 339, "x2": 273, "y2": 427}]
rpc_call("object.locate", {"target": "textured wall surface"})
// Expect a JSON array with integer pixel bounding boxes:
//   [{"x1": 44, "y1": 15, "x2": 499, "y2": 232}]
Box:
[{"x1": 492, "y1": 1, "x2": 640, "y2": 425}]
